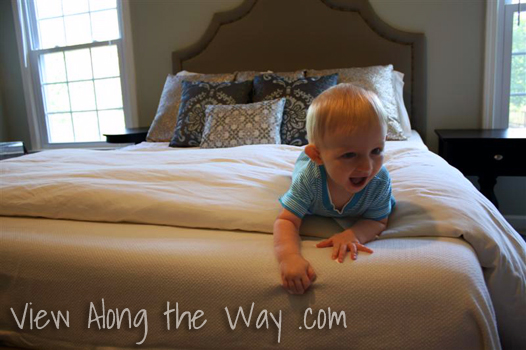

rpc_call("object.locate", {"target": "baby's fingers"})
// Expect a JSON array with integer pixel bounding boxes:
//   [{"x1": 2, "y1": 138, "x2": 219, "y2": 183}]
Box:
[
  {"x1": 281, "y1": 276, "x2": 291, "y2": 292},
  {"x1": 281, "y1": 276, "x2": 294, "y2": 293},
  {"x1": 347, "y1": 243, "x2": 374, "y2": 260},
  {"x1": 307, "y1": 265, "x2": 317, "y2": 282},
  {"x1": 331, "y1": 243, "x2": 341, "y2": 260},
  {"x1": 356, "y1": 244, "x2": 374, "y2": 254},
  {"x1": 316, "y1": 238, "x2": 333, "y2": 248},
  {"x1": 301, "y1": 274, "x2": 311, "y2": 292},
  {"x1": 348, "y1": 243, "x2": 358, "y2": 260},
  {"x1": 282, "y1": 278, "x2": 296, "y2": 294},
  {"x1": 293, "y1": 279, "x2": 305, "y2": 294},
  {"x1": 337, "y1": 243, "x2": 348, "y2": 263}
]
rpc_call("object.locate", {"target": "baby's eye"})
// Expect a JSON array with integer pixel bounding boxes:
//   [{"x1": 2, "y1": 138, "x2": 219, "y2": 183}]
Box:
[
  {"x1": 371, "y1": 148, "x2": 383, "y2": 155},
  {"x1": 341, "y1": 152, "x2": 356, "y2": 159}
]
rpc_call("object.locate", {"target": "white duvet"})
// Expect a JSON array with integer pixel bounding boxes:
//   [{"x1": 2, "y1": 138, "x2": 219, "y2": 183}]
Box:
[{"x1": 1, "y1": 139, "x2": 525, "y2": 348}]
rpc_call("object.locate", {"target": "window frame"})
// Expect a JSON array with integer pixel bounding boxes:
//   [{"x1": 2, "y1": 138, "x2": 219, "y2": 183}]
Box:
[
  {"x1": 484, "y1": 0, "x2": 525, "y2": 129},
  {"x1": 11, "y1": 0, "x2": 138, "y2": 150}
]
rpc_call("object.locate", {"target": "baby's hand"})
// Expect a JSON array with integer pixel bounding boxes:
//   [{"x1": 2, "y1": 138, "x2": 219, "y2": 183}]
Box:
[
  {"x1": 279, "y1": 255, "x2": 317, "y2": 294},
  {"x1": 316, "y1": 230, "x2": 373, "y2": 263}
]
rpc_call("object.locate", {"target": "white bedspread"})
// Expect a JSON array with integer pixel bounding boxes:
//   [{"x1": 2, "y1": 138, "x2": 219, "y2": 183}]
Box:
[{"x1": 1, "y1": 139, "x2": 525, "y2": 348}]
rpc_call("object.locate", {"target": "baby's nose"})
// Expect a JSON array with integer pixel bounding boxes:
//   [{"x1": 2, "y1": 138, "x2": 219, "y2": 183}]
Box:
[{"x1": 356, "y1": 157, "x2": 372, "y2": 173}]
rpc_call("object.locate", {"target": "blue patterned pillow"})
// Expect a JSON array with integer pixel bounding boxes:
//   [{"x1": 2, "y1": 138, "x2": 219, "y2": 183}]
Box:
[
  {"x1": 252, "y1": 74, "x2": 338, "y2": 146},
  {"x1": 169, "y1": 80, "x2": 252, "y2": 147}
]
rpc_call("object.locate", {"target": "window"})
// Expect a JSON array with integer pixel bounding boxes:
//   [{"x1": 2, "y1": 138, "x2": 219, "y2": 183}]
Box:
[
  {"x1": 14, "y1": 0, "x2": 137, "y2": 149},
  {"x1": 503, "y1": 1, "x2": 526, "y2": 128}
]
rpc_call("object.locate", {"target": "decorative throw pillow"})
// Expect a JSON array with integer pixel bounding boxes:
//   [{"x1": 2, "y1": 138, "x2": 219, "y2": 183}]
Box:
[
  {"x1": 306, "y1": 65, "x2": 407, "y2": 140},
  {"x1": 169, "y1": 80, "x2": 252, "y2": 147},
  {"x1": 200, "y1": 98, "x2": 287, "y2": 149},
  {"x1": 252, "y1": 73, "x2": 338, "y2": 146},
  {"x1": 234, "y1": 70, "x2": 305, "y2": 82},
  {"x1": 146, "y1": 72, "x2": 234, "y2": 142}
]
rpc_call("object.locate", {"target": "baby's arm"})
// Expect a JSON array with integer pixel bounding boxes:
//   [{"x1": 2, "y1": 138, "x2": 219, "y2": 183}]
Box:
[
  {"x1": 316, "y1": 218, "x2": 388, "y2": 263},
  {"x1": 350, "y1": 217, "x2": 388, "y2": 244},
  {"x1": 274, "y1": 208, "x2": 317, "y2": 294}
]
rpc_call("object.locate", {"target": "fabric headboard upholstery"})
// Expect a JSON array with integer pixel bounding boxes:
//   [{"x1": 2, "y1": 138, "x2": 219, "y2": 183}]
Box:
[{"x1": 173, "y1": 0, "x2": 427, "y2": 141}]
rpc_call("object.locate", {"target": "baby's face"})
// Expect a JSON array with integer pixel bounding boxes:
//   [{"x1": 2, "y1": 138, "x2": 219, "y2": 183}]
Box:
[{"x1": 318, "y1": 122, "x2": 386, "y2": 195}]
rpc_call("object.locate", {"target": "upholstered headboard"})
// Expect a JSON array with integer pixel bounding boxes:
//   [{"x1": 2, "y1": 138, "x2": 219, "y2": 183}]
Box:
[{"x1": 172, "y1": 0, "x2": 427, "y2": 141}]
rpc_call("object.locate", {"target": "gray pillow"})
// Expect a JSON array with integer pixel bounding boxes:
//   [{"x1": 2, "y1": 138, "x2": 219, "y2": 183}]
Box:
[
  {"x1": 252, "y1": 73, "x2": 338, "y2": 146},
  {"x1": 169, "y1": 80, "x2": 252, "y2": 147},
  {"x1": 200, "y1": 98, "x2": 286, "y2": 149}
]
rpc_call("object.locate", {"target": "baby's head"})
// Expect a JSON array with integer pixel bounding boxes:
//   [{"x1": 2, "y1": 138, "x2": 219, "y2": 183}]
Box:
[
  {"x1": 306, "y1": 83, "x2": 387, "y2": 148},
  {"x1": 305, "y1": 84, "x2": 388, "y2": 194}
]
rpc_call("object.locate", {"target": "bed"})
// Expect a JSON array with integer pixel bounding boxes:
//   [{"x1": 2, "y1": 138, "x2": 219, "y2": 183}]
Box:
[{"x1": 1, "y1": 0, "x2": 525, "y2": 349}]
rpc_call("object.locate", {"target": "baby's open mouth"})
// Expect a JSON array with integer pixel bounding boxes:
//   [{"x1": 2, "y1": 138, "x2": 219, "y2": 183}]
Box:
[{"x1": 349, "y1": 177, "x2": 367, "y2": 187}]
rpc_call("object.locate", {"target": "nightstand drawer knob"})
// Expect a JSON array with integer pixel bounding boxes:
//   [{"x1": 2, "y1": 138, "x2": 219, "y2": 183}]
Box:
[{"x1": 494, "y1": 154, "x2": 504, "y2": 161}]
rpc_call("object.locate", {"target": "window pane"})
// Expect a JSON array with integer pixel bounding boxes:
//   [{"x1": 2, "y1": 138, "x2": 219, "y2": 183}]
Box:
[
  {"x1": 98, "y1": 109, "x2": 125, "y2": 136},
  {"x1": 510, "y1": 11, "x2": 526, "y2": 128},
  {"x1": 43, "y1": 84, "x2": 70, "y2": 113},
  {"x1": 92, "y1": 45, "x2": 120, "y2": 78},
  {"x1": 91, "y1": 9, "x2": 120, "y2": 42},
  {"x1": 39, "y1": 18, "x2": 66, "y2": 49},
  {"x1": 65, "y1": 49, "x2": 93, "y2": 81},
  {"x1": 89, "y1": 0, "x2": 117, "y2": 11},
  {"x1": 72, "y1": 111, "x2": 101, "y2": 141},
  {"x1": 35, "y1": 0, "x2": 63, "y2": 20},
  {"x1": 62, "y1": 0, "x2": 89, "y2": 15},
  {"x1": 509, "y1": 96, "x2": 526, "y2": 128},
  {"x1": 95, "y1": 78, "x2": 122, "y2": 109},
  {"x1": 64, "y1": 14, "x2": 92, "y2": 46},
  {"x1": 69, "y1": 81, "x2": 96, "y2": 111},
  {"x1": 41, "y1": 52, "x2": 66, "y2": 83},
  {"x1": 48, "y1": 113, "x2": 74, "y2": 143},
  {"x1": 512, "y1": 12, "x2": 526, "y2": 53},
  {"x1": 511, "y1": 55, "x2": 526, "y2": 93}
]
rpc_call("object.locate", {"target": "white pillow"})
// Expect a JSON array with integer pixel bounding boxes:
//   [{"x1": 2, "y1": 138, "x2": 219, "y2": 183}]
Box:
[{"x1": 393, "y1": 71, "x2": 412, "y2": 137}]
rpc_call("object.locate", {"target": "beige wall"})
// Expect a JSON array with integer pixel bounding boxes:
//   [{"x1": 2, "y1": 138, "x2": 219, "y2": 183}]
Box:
[
  {"x1": 1, "y1": 0, "x2": 524, "y2": 219},
  {"x1": 129, "y1": 0, "x2": 242, "y2": 128}
]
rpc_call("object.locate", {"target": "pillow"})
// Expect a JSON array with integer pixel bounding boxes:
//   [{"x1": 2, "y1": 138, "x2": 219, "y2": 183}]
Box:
[
  {"x1": 146, "y1": 72, "x2": 234, "y2": 142},
  {"x1": 252, "y1": 73, "x2": 338, "y2": 146},
  {"x1": 169, "y1": 80, "x2": 253, "y2": 147},
  {"x1": 234, "y1": 70, "x2": 305, "y2": 82},
  {"x1": 200, "y1": 98, "x2": 287, "y2": 149},
  {"x1": 393, "y1": 70, "x2": 412, "y2": 137},
  {"x1": 306, "y1": 65, "x2": 407, "y2": 140}
]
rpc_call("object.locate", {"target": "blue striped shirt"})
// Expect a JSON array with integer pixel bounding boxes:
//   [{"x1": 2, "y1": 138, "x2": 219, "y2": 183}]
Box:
[{"x1": 279, "y1": 151, "x2": 395, "y2": 220}]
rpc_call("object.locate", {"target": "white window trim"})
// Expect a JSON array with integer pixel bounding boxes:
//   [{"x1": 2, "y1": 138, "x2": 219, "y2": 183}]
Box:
[
  {"x1": 120, "y1": 0, "x2": 139, "y2": 133},
  {"x1": 11, "y1": 0, "x2": 138, "y2": 151},
  {"x1": 484, "y1": 0, "x2": 523, "y2": 129},
  {"x1": 483, "y1": 0, "x2": 505, "y2": 129}
]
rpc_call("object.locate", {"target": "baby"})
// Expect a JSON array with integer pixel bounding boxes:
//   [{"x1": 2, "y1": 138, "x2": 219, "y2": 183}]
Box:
[{"x1": 273, "y1": 83, "x2": 395, "y2": 294}]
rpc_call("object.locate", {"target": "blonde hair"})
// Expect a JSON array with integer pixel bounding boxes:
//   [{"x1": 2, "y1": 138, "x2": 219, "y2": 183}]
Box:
[{"x1": 306, "y1": 83, "x2": 387, "y2": 147}]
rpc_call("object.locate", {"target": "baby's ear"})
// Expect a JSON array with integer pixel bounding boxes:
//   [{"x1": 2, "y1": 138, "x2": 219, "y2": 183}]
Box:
[{"x1": 305, "y1": 144, "x2": 323, "y2": 165}]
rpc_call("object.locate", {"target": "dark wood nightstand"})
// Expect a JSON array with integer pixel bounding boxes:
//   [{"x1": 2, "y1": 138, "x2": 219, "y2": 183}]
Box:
[
  {"x1": 104, "y1": 127, "x2": 149, "y2": 144},
  {"x1": 435, "y1": 129, "x2": 526, "y2": 208},
  {"x1": 1, "y1": 142, "x2": 27, "y2": 160}
]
